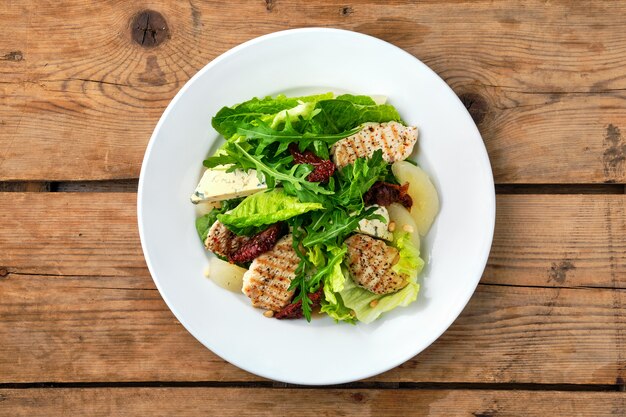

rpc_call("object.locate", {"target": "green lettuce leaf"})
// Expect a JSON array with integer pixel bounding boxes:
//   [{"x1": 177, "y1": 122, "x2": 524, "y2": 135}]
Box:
[
  {"x1": 316, "y1": 249, "x2": 356, "y2": 324},
  {"x1": 301, "y1": 206, "x2": 379, "y2": 247},
  {"x1": 339, "y1": 276, "x2": 419, "y2": 324},
  {"x1": 392, "y1": 232, "x2": 425, "y2": 278},
  {"x1": 195, "y1": 214, "x2": 215, "y2": 242},
  {"x1": 334, "y1": 150, "x2": 389, "y2": 212},
  {"x1": 212, "y1": 93, "x2": 333, "y2": 139},
  {"x1": 217, "y1": 189, "x2": 323, "y2": 229},
  {"x1": 334, "y1": 94, "x2": 377, "y2": 105},
  {"x1": 339, "y1": 231, "x2": 424, "y2": 323},
  {"x1": 311, "y1": 98, "x2": 402, "y2": 133},
  {"x1": 321, "y1": 292, "x2": 356, "y2": 324},
  {"x1": 195, "y1": 198, "x2": 244, "y2": 242},
  {"x1": 321, "y1": 246, "x2": 348, "y2": 302}
]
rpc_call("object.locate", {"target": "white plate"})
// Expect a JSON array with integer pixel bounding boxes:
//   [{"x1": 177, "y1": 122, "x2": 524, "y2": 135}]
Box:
[{"x1": 138, "y1": 28, "x2": 495, "y2": 385}]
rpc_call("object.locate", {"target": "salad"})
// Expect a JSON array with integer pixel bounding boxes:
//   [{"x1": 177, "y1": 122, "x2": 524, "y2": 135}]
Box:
[{"x1": 193, "y1": 93, "x2": 439, "y2": 324}]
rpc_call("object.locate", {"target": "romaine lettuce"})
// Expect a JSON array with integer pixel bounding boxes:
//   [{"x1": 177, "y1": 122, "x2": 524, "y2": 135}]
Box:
[
  {"x1": 311, "y1": 98, "x2": 402, "y2": 133},
  {"x1": 217, "y1": 189, "x2": 323, "y2": 229},
  {"x1": 392, "y1": 232, "x2": 425, "y2": 278},
  {"x1": 339, "y1": 276, "x2": 419, "y2": 324},
  {"x1": 195, "y1": 198, "x2": 244, "y2": 242},
  {"x1": 212, "y1": 93, "x2": 333, "y2": 138},
  {"x1": 338, "y1": 231, "x2": 423, "y2": 323}
]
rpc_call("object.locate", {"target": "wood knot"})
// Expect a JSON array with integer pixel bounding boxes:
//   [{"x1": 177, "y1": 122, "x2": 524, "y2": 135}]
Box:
[
  {"x1": 459, "y1": 92, "x2": 487, "y2": 126},
  {"x1": 603, "y1": 124, "x2": 625, "y2": 180},
  {"x1": 2, "y1": 51, "x2": 23, "y2": 61},
  {"x1": 350, "y1": 392, "x2": 365, "y2": 403},
  {"x1": 265, "y1": 0, "x2": 275, "y2": 12},
  {"x1": 548, "y1": 260, "x2": 576, "y2": 284},
  {"x1": 131, "y1": 10, "x2": 169, "y2": 48},
  {"x1": 0, "y1": 268, "x2": 8, "y2": 277},
  {"x1": 341, "y1": 6, "x2": 353, "y2": 16}
]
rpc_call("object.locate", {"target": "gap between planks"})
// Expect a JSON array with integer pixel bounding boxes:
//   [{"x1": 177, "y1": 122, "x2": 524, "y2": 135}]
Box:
[
  {"x1": 0, "y1": 181, "x2": 624, "y2": 194},
  {"x1": 0, "y1": 381, "x2": 623, "y2": 392}
]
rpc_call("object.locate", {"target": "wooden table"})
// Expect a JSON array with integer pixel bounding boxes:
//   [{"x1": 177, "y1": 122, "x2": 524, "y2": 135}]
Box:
[{"x1": 1, "y1": 1, "x2": 625, "y2": 415}]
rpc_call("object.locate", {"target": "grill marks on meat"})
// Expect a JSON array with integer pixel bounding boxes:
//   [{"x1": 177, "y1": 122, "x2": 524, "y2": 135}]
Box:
[
  {"x1": 204, "y1": 221, "x2": 249, "y2": 259},
  {"x1": 275, "y1": 286, "x2": 324, "y2": 319},
  {"x1": 344, "y1": 234, "x2": 409, "y2": 295},
  {"x1": 289, "y1": 143, "x2": 335, "y2": 183},
  {"x1": 364, "y1": 181, "x2": 413, "y2": 209},
  {"x1": 229, "y1": 223, "x2": 285, "y2": 264},
  {"x1": 331, "y1": 122, "x2": 418, "y2": 168},
  {"x1": 205, "y1": 221, "x2": 285, "y2": 264},
  {"x1": 242, "y1": 235, "x2": 299, "y2": 311}
]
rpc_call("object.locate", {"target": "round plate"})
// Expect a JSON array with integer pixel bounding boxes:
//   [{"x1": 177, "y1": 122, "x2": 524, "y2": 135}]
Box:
[{"x1": 138, "y1": 28, "x2": 495, "y2": 385}]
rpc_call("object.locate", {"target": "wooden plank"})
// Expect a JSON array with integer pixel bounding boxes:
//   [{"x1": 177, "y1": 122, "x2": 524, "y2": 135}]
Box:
[
  {"x1": 0, "y1": 193, "x2": 624, "y2": 384},
  {"x1": 1, "y1": 388, "x2": 624, "y2": 417},
  {"x1": 1, "y1": 193, "x2": 624, "y2": 289},
  {"x1": 2, "y1": 0, "x2": 626, "y2": 182},
  {"x1": 0, "y1": 193, "x2": 147, "y2": 277},
  {"x1": 485, "y1": 195, "x2": 626, "y2": 289},
  {"x1": 1, "y1": 275, "x2": 623, "y2": 384}
]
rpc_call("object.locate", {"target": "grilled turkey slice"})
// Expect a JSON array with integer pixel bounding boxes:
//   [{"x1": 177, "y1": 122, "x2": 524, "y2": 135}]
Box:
[
  {"x1": 242, "y1": 234, "x2": 299, "y2": 311},
  {"x1": 344, "y1": 233, "x2": 409, "y2": 295},
  {"x1": 331, "y1": 122, "x2": 418, "y2": 168}
]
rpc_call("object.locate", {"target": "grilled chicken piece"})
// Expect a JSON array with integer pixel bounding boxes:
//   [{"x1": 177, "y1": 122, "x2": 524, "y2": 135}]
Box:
[
  {"x1": 331, "y1": 122, "x2": 418, "y2": 168},
  {"x1": 344, "y1": 234, "x2": 408, "y2": 295},
  {"x1": 242, "y1": 234, "x2": 299, "y2": 311},
  {"x1": 204, "y1": 221, "x2": 249, "y2": 259}
]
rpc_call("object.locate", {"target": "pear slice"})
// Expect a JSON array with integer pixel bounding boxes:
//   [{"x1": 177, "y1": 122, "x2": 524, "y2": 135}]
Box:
[
  {"x1": 387, "y1": 203, "x2": 421, "y2": 251},
  {"x1": 391, "y1": 161, "x2": 439, "y2": 236},
  {"x1": 208, "y1": 257, "x2": 247, "y2": 292}
]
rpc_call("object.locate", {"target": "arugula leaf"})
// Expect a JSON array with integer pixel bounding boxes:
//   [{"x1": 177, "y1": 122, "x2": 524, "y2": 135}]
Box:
[
  {"x1": 236, "y1": 120, "x2": 360, "y2": 150},
  {"x1": 301, "y1": 206, "x2": 379, "y2": 247},
  {"x1": 307, "y1": 244, "x2": 347, "y2": 292},
  {"x1": 288, "y1": 216, "x2": 315, "y2": 321},
  {"x1": 231, "y1": 142, "x2": 334, "y2": 196},
  {"x1": 333, "y1": 150, "x2": 388, "y2": 212}
]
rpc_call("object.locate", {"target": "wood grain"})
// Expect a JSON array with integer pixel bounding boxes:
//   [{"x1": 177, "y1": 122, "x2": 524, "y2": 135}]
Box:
[
  {"x1": 0, "y1": 193, "x2": 624, "y2": 384},
  {"x1": 485, "y1": 195, "x2": 626, "y2": 289},
  {"x1": 1, "y1": 193, "x2": 623, "y2": 288},
  {"x1": 2, "y1": 272, "x2": 624, "y2": 384},
  {"x1": 1, "y1": 388, "x2": 625, "y2": 417},
  {"x1": 2, "y1": 1, "x2": 626, "y2": 182}
]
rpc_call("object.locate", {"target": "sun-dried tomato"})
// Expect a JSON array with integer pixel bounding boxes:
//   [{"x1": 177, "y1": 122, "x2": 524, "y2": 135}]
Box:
[
  {"x1": 363, "y1": 181, "x2": 413, "y2": 209},
  {"x1": 228, "y1": 223, "x2": 285, "y2": 264},
  {"x1": 288, "y1": 144, "x2": 335, "y2": 183},
  {"x1": 275, "y1": 286, "x2": 324, "y2": 320}
]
